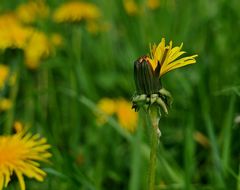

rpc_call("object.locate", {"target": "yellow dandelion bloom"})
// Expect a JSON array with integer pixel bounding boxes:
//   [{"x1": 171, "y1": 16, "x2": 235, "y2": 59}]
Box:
[
  {"x1": 24, "y1": 31, "x2": 51, "y2": 69},
  {"x1": 0, "y1": 131, "x2": 51, "y2": 190},
  {"x1": 53, "y1": 2, "x2": 101, "y2": 23},
  {"x1": 0, "y1": 64, "x2": 9, "y2": 89},
  {"x1": 123, "y1": 0, "x2": 139, "y2": 16},
  {"x1": 147, "y1": 38, "x2": 198, "y2": 77},
  {"x1": 16, "y1": 0, "x2": 49, "y2": 24},
  {"x1": 0, "y1": 13, "x2": 33, "y2": 49},
  {"x1": 14, "y1": 121, "x2": 24, "y2": 133},
  {"x1": 50, "y1": 33, "x2": 63, "y2": 47},
  {"x1": 115, "y1": 99, "x2": 138, "y2": 132},
  {"x1": 97, "y1": 98, "x2": 138, "y2": 132},
  {"x1": 0, "y1": 98, "x2": 12, "y2": 112},
  {"x1": 97, "y1": 98, "x2": 116, "y2": 125},
  {"x1": 147, "y1": 0, "x2": 160, "y2": 10}
]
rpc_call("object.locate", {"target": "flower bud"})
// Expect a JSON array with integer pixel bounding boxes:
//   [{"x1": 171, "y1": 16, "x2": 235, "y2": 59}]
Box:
[{"x1": 134, "y1": 56, "x2": 161, "y2": 95}]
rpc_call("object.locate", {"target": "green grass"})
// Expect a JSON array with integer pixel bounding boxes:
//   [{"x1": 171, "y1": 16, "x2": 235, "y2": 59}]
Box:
[{"x1": 0, "y1": 0, "x2": 240, "y2": 189}]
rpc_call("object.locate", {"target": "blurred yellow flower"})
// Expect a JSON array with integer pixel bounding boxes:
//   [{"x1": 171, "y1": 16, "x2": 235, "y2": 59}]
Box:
[
  {"x1": 86, "y1": 21, "x2": 110, "y2": 35},
  {"x1": 16, "y1": 0, "x2": 49, "y2": 24},
  {"x1": 115, "y1": 99, "x2": 138, "y2": 132},
  {"x1": 97, "y1": 98, "x2": 116, "y2": 124},
  {"x1": 50, "y1": 33, "x2": 63, "y2": 47},
  {"x1": 147, "y1": 0, "x2": 160, "y2": 10},
  {"x1": 123, "y1": 0, "x2": 139, "y2": 16},
  {"x1": 147, "y1": 38, "x2": 198, "y2": 77},
  {"x1": 0, "y1": 98, "x2": 12, "y2": 112},
  {"x1": 98, "y1": 98, "x2": 116, "y2": 115},
  {"x1": 97, "y1": 98, "x2": 138, "y2": 132},
  {"x1": 0, "y1": 13, "x2": 33, "y2": 49},
  {"x1": 53, "y1": 2, "x2": 101, "y2": 23},
  {"x1": 0, "y1": 64, "x2": 9, "y2": 89},
  {"x1": 24, "y1": 31, "x2": 51, "y2": 69},
  {"x1": 0, "y1": 131, "x2": 51, "y2": 190},
  {"x1": 14, "y1": 121, "x2": 24, "y2": 133}
]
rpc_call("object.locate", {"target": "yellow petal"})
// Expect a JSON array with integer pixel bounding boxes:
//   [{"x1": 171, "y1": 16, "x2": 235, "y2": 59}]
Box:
[{"x1": 15, "y1": 171, "x2": 25, "y2": 190}]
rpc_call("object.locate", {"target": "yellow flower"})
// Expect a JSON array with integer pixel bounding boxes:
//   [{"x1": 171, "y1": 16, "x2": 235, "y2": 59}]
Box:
[
  {"x1": 0, "y1": 98, "x2": 12, "y2": 112},
  {"x1": 15, "y1": 0, "x2": 49, "y2": 24},
  {"x1": 53, "y1": 2, "x2": 101, "y2": 23},
  {"x1": 14, "y1": 121, "x2": 24, "y2": 133},
  {"x1": 147, "y1": 0, "x2": 160, "y2": 10},
  {"x1": 147, "y1": 38, "x2": 198, "y2": 77},
  {"x1": 115, "y1": 99, "x2": 138, "y2": 132},
  {"x1": 0, "y1": 64, "x2": 9, "y2": 89},
  {"x1": 123, "y1": 0, "x2": 139, "y2": 16},
  {"x1": 97, "y1": 98, "x2": 116, "y2": 125},
  {"x1": 24, "y1": 31, "x2": 50, "y2": 69},
  {"x1": 0, "y1": 13, "x2": 33, "y2": 49},
  {"x1": 97, "y1": 98, "x2": 138, "y2": 132},
  {"x1": 50, "y1": 33, "x2": 63, "y2": 47},
  {"x1": 0, "y1": 131, "x2": 51, "y2": 190}
]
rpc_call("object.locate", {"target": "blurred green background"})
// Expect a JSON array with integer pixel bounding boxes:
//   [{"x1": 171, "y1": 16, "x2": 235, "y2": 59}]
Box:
[{"x1": 0, "y1": 0, "x2": 240, "y2": 189}]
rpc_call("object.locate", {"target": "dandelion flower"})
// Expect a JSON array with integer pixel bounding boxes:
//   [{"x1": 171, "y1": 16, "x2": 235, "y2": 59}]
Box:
[
  {"x1": 0, "y1": 64, "x2": 9, "y2": 89},
  {"x1": 16, "y1": 1, "x2": 49, "y2": 24},
  {"x1": 24, "y1": 31, "x2": 51, "y2": 69},
  {"x1": 0, "y1": 13, "x2": 33, "y2": 49},
  {"x1": 115, "y1": 99, "x2": 138, "y2": 132},
  {"x1": 0, "y1": 131, "x2": 51, "y2": 190},
  {"x1": 133, "y1": 38, "x2": 197, "y2": 112},
  {"x1": 97, "y1": 98, "x2": 138, "y2": 132},
  {"x1": 50, "y1": 33, "x2": 63, "y2": 47},
  {"x1": 147, "y1": 38, "x2": 198, "y2": 77},
  {"x1": 123, "y1": 0, "x2": 139, "y2": 16},
  {"x1": 147, "y1": 0, "x2": 160, "y2": 10},
  {"x1": 97, "y1": 98, "x2": 116, "y2": 125},
  {"x1": 53, "y1": 2, "x2": 101, "y2": 23},
  {"x1": 0, "y1": 98, "x2": 12, "y2": 112}
]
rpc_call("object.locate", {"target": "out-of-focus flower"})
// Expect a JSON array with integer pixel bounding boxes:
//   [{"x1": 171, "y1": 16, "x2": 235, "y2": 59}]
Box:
[
  {"x1": 0, "y1": 98, "x2": 12, "y2": 112},
  {"x1": 0, "y1": 13, "x2": 33, "y2": 49},
  {"x1": 14, "y1": 121, "x2": 24, "y2": 133},
  {"x1": 86, "y1": 21, "x2": 110, "y2": 35},
  {"x1": 0, "y1": 130, "x2": 51, "y2": 190},
  {"x1": 24, "y1": 31, "x2": 51, "y2": 69},
  {"x1": 115, "y1": 99, "x2": 138, "y2": 132},
  {"x1": 53, "y1": 2, "x2": 101, "y2": 23},
  {"x1": 50, "y1": 33, "x2": 63, "y2": 47},
  {"x1": 15, "y1": 0, "x2": 49, "y2": 24},
  {"x1": 97, "y1": 98, "x2": 116, "y2": 124},
  {"x1": 123, "y1": 0, "x2": 139, "y2": 16},
  {"x1": 97, "y1": 98, "x2": 138, "y2": 132},
  {"x1": 147, "y1": 0, "x2": 160, "y2": 10},
  {"x1": 0, "y1": 64, "x2": 9, "y2": 89}
]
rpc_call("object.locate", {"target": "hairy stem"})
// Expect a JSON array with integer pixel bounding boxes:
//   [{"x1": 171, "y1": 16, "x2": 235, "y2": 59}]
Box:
[{"x1": 148, "y1": 107, "x2": 160, "y2": 190}]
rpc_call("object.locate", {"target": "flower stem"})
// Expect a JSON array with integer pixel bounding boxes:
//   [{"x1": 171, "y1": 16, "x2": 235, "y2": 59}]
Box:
[{"x1": 148, "y1": 107, "x2": 160, "y2": 190}]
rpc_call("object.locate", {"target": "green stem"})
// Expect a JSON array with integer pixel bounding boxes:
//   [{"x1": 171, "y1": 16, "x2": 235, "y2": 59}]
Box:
[
  {"x1": 4, "y1": 61, "x2": 20, "y2": 134},
  {"x1": 148, "y1": 107, "x2": 160, "y2": 190}
]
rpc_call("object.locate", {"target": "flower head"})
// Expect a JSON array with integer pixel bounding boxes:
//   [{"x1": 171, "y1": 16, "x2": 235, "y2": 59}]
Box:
[
  {"x1": 15, "y1": 1, "x2": 49, "y2": 24},
  {"x1": 0, "y1": 98, "x2": 12, "y2": 112},
  {"x1": 123, "y1": 0, "x2": 139, "y2": 16},
  {"x1": 97, "y1": 98, "x2": 138, "y2": 132},
  {"x1": 0, "y1": 13, "x2": 33, "y2": 49},
  {"x1": 132, "y1": 38, "x2": 197, "y2": 112},
  {"x1": 53, "y1": 2, "x2": 101, "y2": 23},
  {"x1": 0, "y1": 131, "x2": 51, "y2": 190},
  {"x1": 24, "y1": 31, "x2": 51, "y2": 69}
]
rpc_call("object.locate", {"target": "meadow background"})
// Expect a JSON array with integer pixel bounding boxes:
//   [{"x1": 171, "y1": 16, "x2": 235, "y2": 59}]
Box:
[{"x1": 0, "y1": 0, "x2": 240, "y2": 189}]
